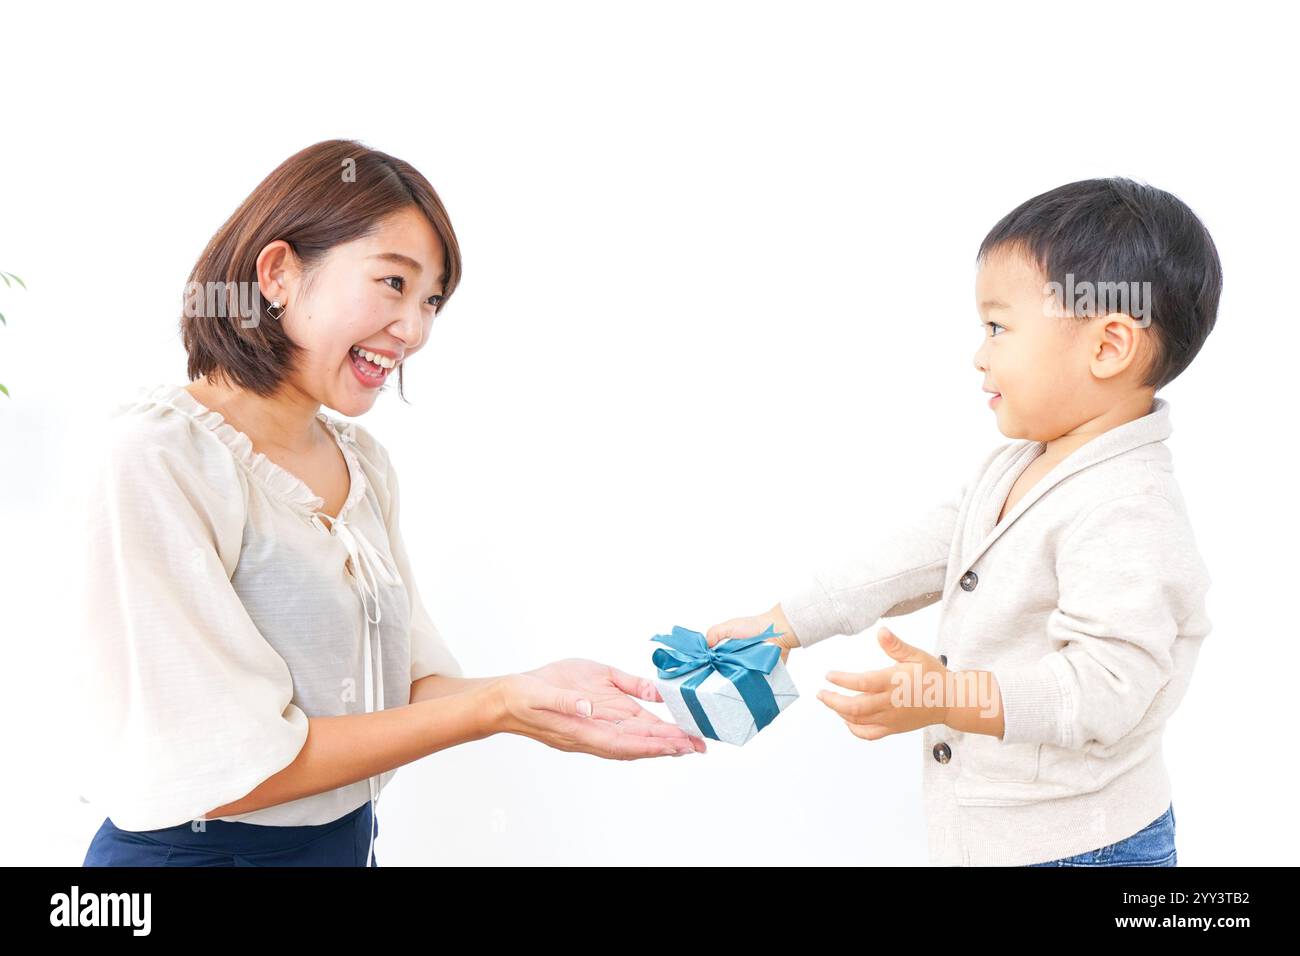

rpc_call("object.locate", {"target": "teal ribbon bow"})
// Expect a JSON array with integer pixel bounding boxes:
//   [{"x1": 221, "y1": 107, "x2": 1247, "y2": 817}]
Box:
[{"x1": 650, "y1": 625, "x2": 784, "y2": 741}]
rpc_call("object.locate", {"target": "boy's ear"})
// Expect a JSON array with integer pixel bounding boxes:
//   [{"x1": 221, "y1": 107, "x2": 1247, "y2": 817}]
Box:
[{"x1": 1090, "y1": 313, "x2": 1150, "y2": 380}]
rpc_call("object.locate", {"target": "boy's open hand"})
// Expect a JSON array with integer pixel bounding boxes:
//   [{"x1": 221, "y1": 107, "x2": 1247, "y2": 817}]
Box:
[{"x1": 818, "y1": 625, "x2": 950, "y2": 739}]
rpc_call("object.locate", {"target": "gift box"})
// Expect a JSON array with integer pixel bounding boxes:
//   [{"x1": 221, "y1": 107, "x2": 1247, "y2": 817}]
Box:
[{"x1": 650, "y1": 624, "x2": 798, "y2": 746}]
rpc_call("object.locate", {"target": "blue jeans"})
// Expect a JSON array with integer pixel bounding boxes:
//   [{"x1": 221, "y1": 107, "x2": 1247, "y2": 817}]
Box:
[
  {"x1": 82, "y1": 801, "x2": 378, "y2": 866},
  {"x1": 1022, "y1": 802, "x2": 1176, "y2": 866}
]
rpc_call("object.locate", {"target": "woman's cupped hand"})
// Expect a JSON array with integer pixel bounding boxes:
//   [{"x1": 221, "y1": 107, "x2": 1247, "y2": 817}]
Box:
[{"x1": 490, "y1": 659, "x2": 708, "y2": 760}]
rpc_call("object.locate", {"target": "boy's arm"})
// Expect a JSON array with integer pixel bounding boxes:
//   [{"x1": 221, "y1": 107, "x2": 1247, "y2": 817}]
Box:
[
  {"x1": 986, "y1": 493, "x2": 1211, "y2": 748},
  {"x1": 943, "y1": 672, "x2": 1006, "y2": 738},
  {"x1": 778, "y1": 482, "x2": 966, "y2": 649}
]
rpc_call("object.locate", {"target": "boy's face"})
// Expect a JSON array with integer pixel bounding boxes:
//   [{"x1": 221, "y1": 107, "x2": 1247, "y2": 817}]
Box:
[{"x1": 973, "y1": 245, "x2": 1116, "y2": 442}]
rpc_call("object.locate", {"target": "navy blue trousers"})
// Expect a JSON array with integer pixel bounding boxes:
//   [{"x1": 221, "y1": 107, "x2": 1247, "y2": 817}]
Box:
[{"x1": 83, "y1": 801, "x2": 378, "y2": 866}]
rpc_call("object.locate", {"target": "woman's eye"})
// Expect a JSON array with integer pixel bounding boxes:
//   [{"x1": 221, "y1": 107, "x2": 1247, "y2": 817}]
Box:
[
  {"x1": 986, "y1": 321, "x2": 1005, "y2": 336},
  {"x1": 385, "y1": 276, "x2": 442, "y2": 309}
]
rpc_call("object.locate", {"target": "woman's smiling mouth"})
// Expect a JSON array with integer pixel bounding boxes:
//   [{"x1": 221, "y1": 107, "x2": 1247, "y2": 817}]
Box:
[{"x1": 349, "y1": 345, "x2": 398, "y2": 387}]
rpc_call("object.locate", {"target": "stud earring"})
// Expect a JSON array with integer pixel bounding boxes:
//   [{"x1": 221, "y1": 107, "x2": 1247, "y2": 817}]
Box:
[{"x1": 266, "y1": 298, "x2": 284, "y2": 320}]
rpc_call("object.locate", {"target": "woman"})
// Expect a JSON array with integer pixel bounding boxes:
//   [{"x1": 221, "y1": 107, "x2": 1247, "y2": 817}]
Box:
[{"x1": 79, "y1": 139, "x2": 705, "y2": 867}]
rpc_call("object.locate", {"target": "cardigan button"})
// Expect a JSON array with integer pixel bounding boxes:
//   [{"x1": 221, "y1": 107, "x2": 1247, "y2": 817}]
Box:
[
  {"x1": 932, "y1": 742, "x2": 951, "y2": 764},
  {"x1": 960, "y1": 570, "x2": 979, "y2": 591}
]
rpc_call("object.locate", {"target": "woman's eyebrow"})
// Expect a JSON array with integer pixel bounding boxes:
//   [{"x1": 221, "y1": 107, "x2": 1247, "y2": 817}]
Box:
[
  {"x1": 979, "y1": 299, "x2": 1010, "y2": 312},
  {"x1": 369, "y1": 251, "x2": 425, "y2": 274}
]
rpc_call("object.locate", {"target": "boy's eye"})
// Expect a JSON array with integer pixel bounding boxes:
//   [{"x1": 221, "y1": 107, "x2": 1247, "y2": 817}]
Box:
[{"x1": 985, "y1": 321, "x2": 1005, "y2": 337}]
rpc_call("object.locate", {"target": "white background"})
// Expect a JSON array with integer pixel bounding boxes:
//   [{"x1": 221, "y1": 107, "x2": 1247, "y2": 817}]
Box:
[{"x1": 1, "y1": 0, "x2": 1295, "y2": 865}]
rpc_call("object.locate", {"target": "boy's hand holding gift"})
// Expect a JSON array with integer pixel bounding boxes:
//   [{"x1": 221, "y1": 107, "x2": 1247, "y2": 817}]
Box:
[
  {"x1": 657, "y1": 607, "x2": 977, "y2": 745},
  {"x1": 651, "y1": 615, "x2": 799, "y2": 746},
  {"x1": 705, "y1": 603, "x2": 801, "y2": 665}
]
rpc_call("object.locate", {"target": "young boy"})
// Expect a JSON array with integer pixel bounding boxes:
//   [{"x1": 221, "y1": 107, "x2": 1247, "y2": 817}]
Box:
[{"x1": 707, "y1": 178, "x2": 1220, "y2": 866}]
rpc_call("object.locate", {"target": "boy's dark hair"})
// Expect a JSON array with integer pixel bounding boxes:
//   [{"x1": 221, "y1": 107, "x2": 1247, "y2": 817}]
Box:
[
  {"x1": 181, "y1": 138, "x2": 462, "y2": 403},
  {"x1": 977, "y1": 177, "x2": 1221, "y2": 391}
]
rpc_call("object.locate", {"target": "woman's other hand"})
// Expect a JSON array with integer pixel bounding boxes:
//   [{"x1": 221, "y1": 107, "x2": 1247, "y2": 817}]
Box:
[{"x1": 488, "y1": 659, "x2": 707, "y2": 759}]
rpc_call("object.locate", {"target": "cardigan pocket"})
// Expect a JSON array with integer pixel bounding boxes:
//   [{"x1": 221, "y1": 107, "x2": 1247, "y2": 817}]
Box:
[{"x1": 953, "y1": 737, "x2": 1043, "y2": 805}]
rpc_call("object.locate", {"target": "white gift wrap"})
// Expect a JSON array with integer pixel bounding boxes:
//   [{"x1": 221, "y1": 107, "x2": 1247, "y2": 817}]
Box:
[{"x1": 654, "y1": 648, "x2": 799, "y2": 746}]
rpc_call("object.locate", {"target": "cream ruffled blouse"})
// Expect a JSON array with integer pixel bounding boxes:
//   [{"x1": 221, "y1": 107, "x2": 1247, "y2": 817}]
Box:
[{"x1": 75, "y1": 383, "x2": 464, "y2": 863}]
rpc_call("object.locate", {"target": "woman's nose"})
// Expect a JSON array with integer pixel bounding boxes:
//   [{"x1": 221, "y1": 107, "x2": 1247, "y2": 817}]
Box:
[{"x1": 392, "y1": 308, "x2": 425, "y2": 353}]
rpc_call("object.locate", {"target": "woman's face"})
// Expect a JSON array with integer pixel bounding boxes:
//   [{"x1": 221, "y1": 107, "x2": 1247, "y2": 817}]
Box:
[{"x1": 275, "y1": 205, "x2": 447, "y2": 417}]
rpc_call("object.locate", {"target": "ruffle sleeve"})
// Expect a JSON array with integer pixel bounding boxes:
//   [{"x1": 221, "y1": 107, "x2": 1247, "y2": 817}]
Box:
[{"x1": 75, "y1": 406, "x2": 310, "y2": 831}]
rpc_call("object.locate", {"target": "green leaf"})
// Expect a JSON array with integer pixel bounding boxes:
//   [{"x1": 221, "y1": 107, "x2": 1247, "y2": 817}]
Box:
[
  {"x1": 0, "y1": 273, "x2": 8, "y2": 288},
  {"x1": 0, "y1": 382, "x2": 8, "y2": 398},
  {"x1": 0, "y1": 311, "x2": 6, "y2": 325},
  {"x1": 5, "y1": 273, "x2": 25, "y2": 290}
]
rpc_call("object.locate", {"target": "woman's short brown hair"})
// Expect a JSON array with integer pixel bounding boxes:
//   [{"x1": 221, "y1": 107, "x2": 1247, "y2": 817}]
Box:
[{"x1": 180, "y1": 138, "x2": 462, "y2": 402}]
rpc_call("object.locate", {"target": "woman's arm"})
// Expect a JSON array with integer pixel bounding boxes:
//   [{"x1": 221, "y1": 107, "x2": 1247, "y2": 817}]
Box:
[
  {"x1": 201, "y1": 683, "x2": 505, "y2": 818},
  {"x1": 409, "y1": 673, "x2": 502, "y2": 704},
  {"x1": 204, "y1": 663, "x2": 702, "y2": 819}
]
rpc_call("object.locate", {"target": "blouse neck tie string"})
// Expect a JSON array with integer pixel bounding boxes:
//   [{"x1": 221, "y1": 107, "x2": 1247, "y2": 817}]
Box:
[{"x1": 311, "y1": 509, "x2": 400, "y2": 868}]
